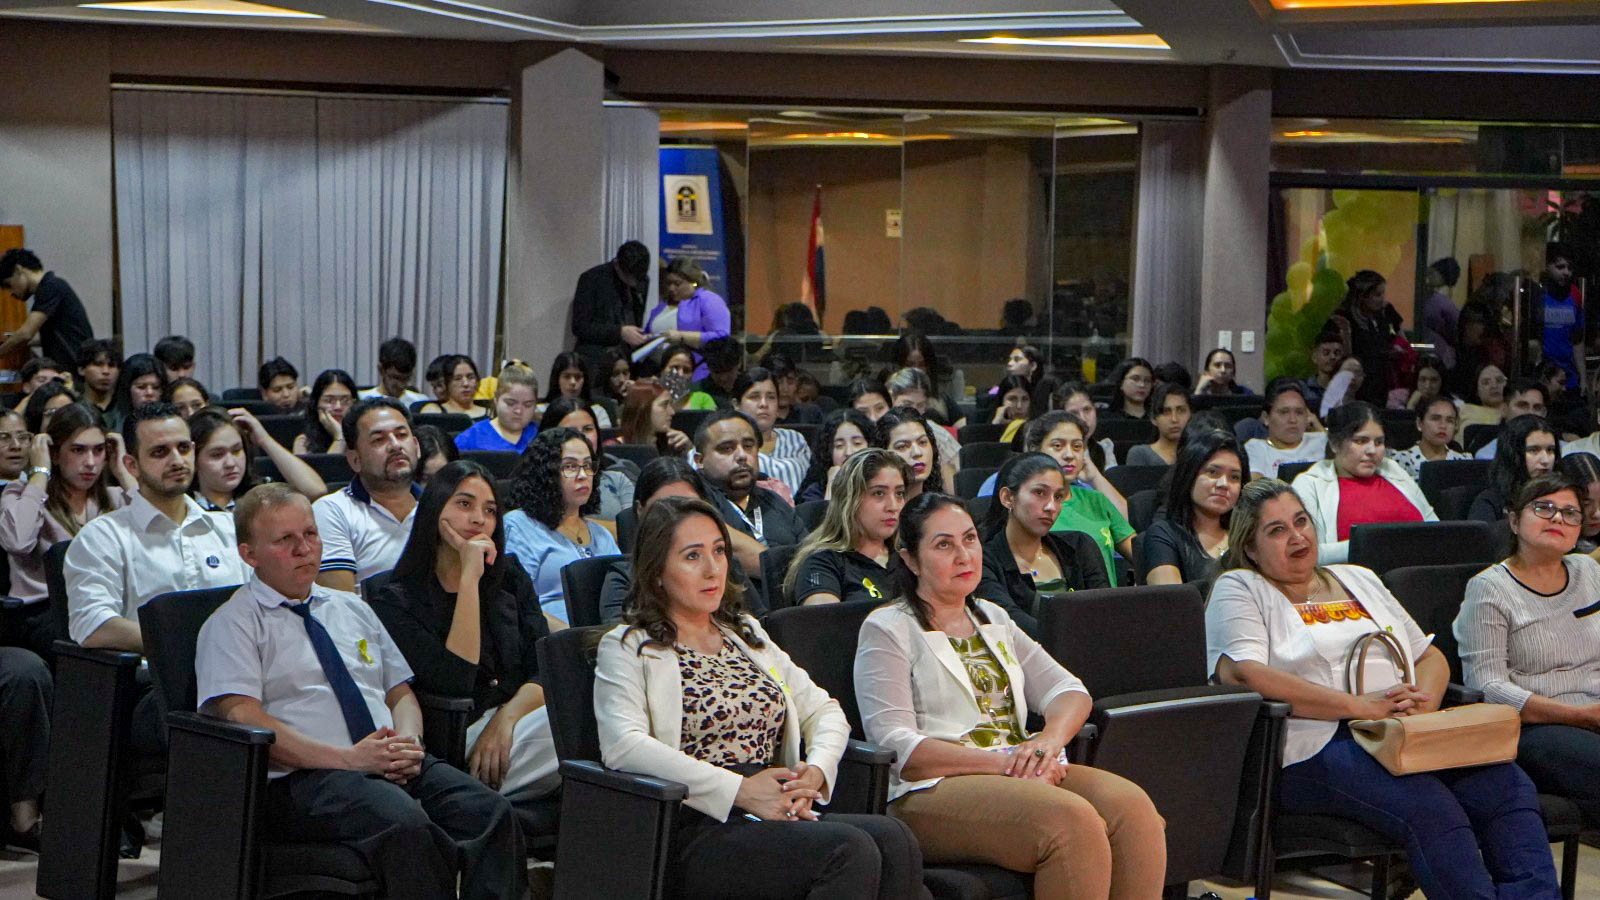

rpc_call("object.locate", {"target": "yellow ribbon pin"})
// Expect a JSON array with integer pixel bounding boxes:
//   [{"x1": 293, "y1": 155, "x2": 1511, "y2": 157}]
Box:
[
  {"x1": 996, "y1": 641, "x2": 1017, "y2": 667},
  {"x1": 357, "y1": 639, "x2": 373, "y2": 665},
  {"x1": 765, "y1": 665, "x2": 790, "y2": 695},
  {"x1": 863, "y1": 577, "x2": 882, "y2": 599}
]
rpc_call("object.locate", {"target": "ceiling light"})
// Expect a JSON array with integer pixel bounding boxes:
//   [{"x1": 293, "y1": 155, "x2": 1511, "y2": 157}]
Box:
[
  {"x1": 1270, "y1": 0, "x2": 1547, "y2": 8},
  {"x1": 959, "y1": 33, "x2": 1169, "y2": 50},
  {"x1": 79, "y1": 0, "x2": 322, "y2": 16}
]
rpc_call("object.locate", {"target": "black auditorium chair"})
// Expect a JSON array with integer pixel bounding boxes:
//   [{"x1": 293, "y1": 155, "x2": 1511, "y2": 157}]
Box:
[
  {"x1": 1275, "y1": 461, "x2": 1314, "y2": 483},
  {"x1": 221, "y1": 386, "x2": 261, "y2": 402},
  {"x1": 1377, "y1": 409, "x2": 1419, "y2": 451},
  {"x1": 671, "y1": 409, "x2": 713, "y2": 437},
  {"x1": 1437, "y1": 483, "x2": 1482, "y2": 522},
  {"x1": 1105, "y1": 464, "x2": 1167, "y2": 499},
  {"x1": 230, "y1": 399, "x2": 281, "y2": 418},
  {"x1": 1128, "y1": 488, "x2": 1163, "y2": 533},
  {"x1": 758, "y1": 544, "x2": 801, "y2": 611},
  {"x1": 605, "y1": 443, "x2": 659, "y2": 470},
  {"x1": 954, "y1": 466, "x2": 995, "y2": 499},
  {"x1": 413, "y1": 412, "x2": 473, "y2": 436},
  {"x1": 795, "y1": 498, "x2": 828, "y2": 532},
  {"x1": 956, "y1": 423, "x2": 1006, "y2": 444},
  {"x1": 254, "y1": 451, "x2": 352, "y2": 485},
  {"x1": 615, "y1": 506, "x2": 639, "y2": 553},
  {"x1": 536, "y1": 626, "x2": 898, "y2": 900},
  {"x1": 1417, "y1": 458, "x2": 1491, "y2": 510},
  {"x1": 1382, "y1": 564, "x2": 1585, "y2": 899},
  {"x1": 459, "y1": 450, "x2": 521, "y2": 478},
  {"x1": 1463, "y1": 423, "x2": 1498, "y2": 454},
  {"x1": 37, "y1": 541, "x2": 168, "y2": 900},
  {"x1": 958, "y1": 441, "x2": 1014, "y2": 470},
  {"x1": 1093, "y1": 418, "x2": 1156, "y2": 447},
  {"x1": 1190, "y1": 394, "x2": 1264, "y2": 416},
  {"x1": 1037, "y1": 584, "x2": 1269, "y2": 898},
  {"x1": 256, "y1": 414, "x2": 303, "y2": 450},
  {"x1": 1347, "y1": 521, "x2": 1500, "y2": 576},
  {"x1": 559, "y1": 554, "x2": 626, "y2": 628}
]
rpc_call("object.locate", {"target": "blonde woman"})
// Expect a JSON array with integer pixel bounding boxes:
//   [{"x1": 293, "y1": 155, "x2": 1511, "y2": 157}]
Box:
[
  {"x1": 783, "y1": 449, "x2": 910, "y2": 606},
  {"x1": 453, "y1": 366, "x2": 540, "y2": 453}
]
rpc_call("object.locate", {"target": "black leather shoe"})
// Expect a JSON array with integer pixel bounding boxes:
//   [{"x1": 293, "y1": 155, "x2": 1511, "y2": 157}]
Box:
[{"x1": 119, "y1": 813, "x2": 143, "y2": 859}]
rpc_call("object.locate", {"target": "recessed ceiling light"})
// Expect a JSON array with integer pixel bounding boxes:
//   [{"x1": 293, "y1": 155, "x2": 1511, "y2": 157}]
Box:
[
  {"x1": 1271, "y1": 0, "x2": 1546, "y2": 8},
  {"x1": 79, "y1": 0, "x2": 322, "y2": 17},
  {"x1": 959, "y1": 33, "x2": 1170, "y2": 50}
]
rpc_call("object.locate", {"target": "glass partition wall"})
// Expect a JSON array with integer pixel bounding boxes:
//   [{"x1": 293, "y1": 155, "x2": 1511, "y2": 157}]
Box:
[{"x1": 657, "y1": 106, "x2": 1141, "y2": 408}]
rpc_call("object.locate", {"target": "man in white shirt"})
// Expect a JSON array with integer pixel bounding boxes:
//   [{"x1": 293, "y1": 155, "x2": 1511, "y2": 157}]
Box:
[
  {"x1": 313, "y1": 397, "x2": 420, "y2": 592},
  {"x1": 198, "y1": 484, "x2": 523, "y2": 900},
  {"x1": 357, "y1": 337, "x2": 431, "y2": 409}
]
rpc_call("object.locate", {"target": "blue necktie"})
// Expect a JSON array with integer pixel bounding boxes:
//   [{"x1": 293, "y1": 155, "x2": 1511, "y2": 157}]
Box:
[{"x1": 285, "y1": 601, "x2": 377, "y2": 744}]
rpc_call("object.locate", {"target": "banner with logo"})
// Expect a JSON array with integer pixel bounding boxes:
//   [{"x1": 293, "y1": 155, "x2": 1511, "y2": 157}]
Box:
[{"x1": 659, "y1": 146, "x2": 729, "y2": 299}]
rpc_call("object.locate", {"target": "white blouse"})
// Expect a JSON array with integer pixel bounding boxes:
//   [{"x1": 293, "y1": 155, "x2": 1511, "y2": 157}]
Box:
[{"x1": 1205, "y1": 564, "x2": 1432, "y2": 766}]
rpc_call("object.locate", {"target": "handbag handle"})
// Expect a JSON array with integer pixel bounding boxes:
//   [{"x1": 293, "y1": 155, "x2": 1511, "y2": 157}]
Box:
[{"x1": 1346, "y1": 630, "x2": 1415, "y2": 696}]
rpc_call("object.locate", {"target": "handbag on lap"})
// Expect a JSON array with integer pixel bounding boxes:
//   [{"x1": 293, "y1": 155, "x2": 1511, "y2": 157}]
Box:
[{"x1": 1344, "y1": 630, "x2": 1520, "y2": 776}]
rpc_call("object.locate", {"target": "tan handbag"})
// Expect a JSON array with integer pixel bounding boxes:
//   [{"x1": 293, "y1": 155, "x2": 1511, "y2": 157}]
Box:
[{"x1": 1345, "y1": 630, "x2": 1520, "y2": 776}]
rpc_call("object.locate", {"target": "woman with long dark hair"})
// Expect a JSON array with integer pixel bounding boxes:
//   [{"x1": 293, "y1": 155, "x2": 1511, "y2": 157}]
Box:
[
  {"x1": 188, "y1": 408, "x2": 325, "y2": 511},
  {"x1": 372, "y1": 460, "x2": 557, "y2": 800},
  {"x1": 22, "y1": 379, "x2": 76, "y2": 436},
  {"x1": 796, "y1": 408, "x2": 873, "y2": 503},
  {"x1": 1558, "y1": 452, "x2": 1600, "y2": 555},
  {"x1": 596, "y1": 496, "x2": 924, "y2": 899},
  {"x1": 501, "y1": 427, "x2": 621, "y2": 627},
  {"x1": 163, "y1": 377, "x2": 210, "y2": 420},
  {"x1": 292, "y1": 369, "x2": 358, "y2": 454},
  {"x1": 103, "y1": 352, "x2": 165, "y2": 434},
  {"x1": 1471, "y1": 414, "x2": 1559, "y2": 523},
  {"x1": 540, "y1": 351, "x2": 612, "y2": 428},
  {"x1": 1140, "y1": 429, "x2": 1244, "y2": 594},
  {"x1": 1125, "y1": 382, "x2": 1190, "y2": 466},
  {"x1": 644, "y1": 256, "x2": 732, "y2": 380},
  {"x1": 988, "y1": 374, "x2": 1034, "y2": 426},
  {"x1": 874, "y1": 406, "x2": 948, "y2": 499},
  {"x1": 1327, "y1": 269, "x2": 1402, "y2": 405},
  {"x1": 889, "y1": 332, "x2": 965, "y2": 427},
  {"x1": 731, "y1": 366, "x2": 810, "y2": 495},
  {"x1": 1194, "y1": 348, "x2": 1252, "y2": 396},
  {"x1": 1102, "y1": 357, "x2": 1154, "y2": 420}
]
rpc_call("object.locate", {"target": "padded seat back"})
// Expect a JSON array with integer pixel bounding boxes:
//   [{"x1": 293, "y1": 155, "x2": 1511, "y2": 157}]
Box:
[
  {"x1": 537, "y1": 626, "x2": 613, "y2": 761},
  {"x1": 1381, "y1": 562, "x2": 1489, "y2": 684},
  {"x1": 762, "y1": 600, "x2": 883, "y2": 740},
  {"x1": 559, "y1": 554, "x2": 626, "y2": 628},
  {"x1": 138, "y1": 587, "x2": 244, "y2": 720},
  {"x1": 1348, "y1": 520, "x2": 1500, "y2": 576},
  {"x1": 1039, "y1": 584, "x2": 1206, "y2": 695}
]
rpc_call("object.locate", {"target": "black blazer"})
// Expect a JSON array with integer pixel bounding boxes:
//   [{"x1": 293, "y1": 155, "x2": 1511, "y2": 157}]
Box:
[
  {"x1": 975, "y1": 527, "x2": 1111, "y2": 638},
  {"x1": 372, "y1": 557, "x2": 550, "y2": 722}
]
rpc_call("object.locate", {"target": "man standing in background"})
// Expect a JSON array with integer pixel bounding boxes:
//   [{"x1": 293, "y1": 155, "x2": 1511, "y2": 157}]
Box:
[
  {"x1": 570, "y1": 240, "x2": 650, "y2": 367},
  {"x1": 0, "y1": 248, "x2": 94, "y2": 369}
]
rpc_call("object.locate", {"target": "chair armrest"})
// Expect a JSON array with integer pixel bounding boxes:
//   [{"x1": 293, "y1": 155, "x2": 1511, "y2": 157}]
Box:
[
  {"x1": 415, "y1": 690, "x2": 473, "y2": 769},
  {"x1": 51, "y1": 639, "x2": 142, "y2": 668},
  {"x1": 1221, "y1": 698, "x2": 1290, "y2": 883},
  {"x1": 832, "y1": 739, "x2": 896, "y2": 816},
  {"x1": 841, "y1": 739, "x2": 894, "y2": 767},
  {"x1": 1066, "y1": 722, "x2": 1097, "y2": 764},
  {"x1": 1445, "y1": 684, "x2": 1484, "y2": 706},
  {"x1": 158, "y1": 711, "x2": 275, "y2": 899},
  {"x1": 554, "y1": 761, "x2": 684, "y2": 900},
  {"x1": 0, "y1": 597, "x2": 22, "y2": 611}
]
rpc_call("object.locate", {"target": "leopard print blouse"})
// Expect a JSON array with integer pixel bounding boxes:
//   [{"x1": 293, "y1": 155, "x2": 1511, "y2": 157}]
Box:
[{"x1": 676, "y1": 641, "x2": 787, "y2": 767}]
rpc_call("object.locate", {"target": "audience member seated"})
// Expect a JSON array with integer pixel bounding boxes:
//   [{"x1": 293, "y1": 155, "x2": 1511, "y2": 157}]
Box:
[
  {"x1": 783, "y1": 449, "x2": 907, "y2": 606},
  {"x1": 691, "y1": 337, "x2": 744, "y2": 410},
  {"x1": 413, "y1": 424, "x2": 457, "y2": 485},
  {"x1": 890, "y1": 332, "x2": 965, "y2": 429},
  {"x1": 731, "y1": 366, "x2": 809, "y2": 496},
  {"x1": 163, "y1": 377, "x2": 210, "y2": 420},
  {"x1": 11, "y1": 357, "x2": 67, "y2": 416},
  {"x1": 417, "y1": 355, "x2": 489, "y2": 420},
  {"x1": 0, "y1": 410, "x2": 28, "y2": 489},
  {"x1": 796, "y1": 408, "x2": 873, "y2": 504},
  {"x1": 354, "y1": 337, "x2": 429, "y2": 408},
  {"x1": 570, "y1": 240, "x2": 650, "y2": 367},
  {"x1": 189, "y1": 408, "x2": 326, "y2": 512},
  {"x1": 1290, "y1": 401, "x2": 1437, "y2": 564},
  {"x1": 1457, "y1": 363, "x2": 1508, "y2": 443},
  {"x1": 659, "y1": 343, "x2": 718, "y2": 411},
  {"x1": 976, "y1": 453, "x2": 1110, "y2": 636},
  {"x1": 886, "y1": 367, "x2": 963, "y2": 468},
  {"x1": 874, "y1": 406, "x2": 951, "y2": 499},
  {"x1": 1389, "y1": 395, "x2": 1469, "y2": 480},
  {"x1": 539, "y1": 351, "x2": 612, "y2": 428},
  {"x1": 422, "y1": 353, "x2": 452, "y2": 408},
  {"x1": 198, "y1": 483, "x2": 524, "y2": 899},
  {"x1": 152, "y1": 334, "x2": 196, "y2": 383},
  {"x1": 538, "y1": 397, "x2": 636, "y2": 520},
  {"x1": 617, "y1": 379, "x2": 691, "y2": 457},
  {"x1": 599, "y1": 457, "x2": 761, "y2": 622},
  {"x1": 694, "y1": 410, "x2": 806, "y2": 568},
  {"x1": 1401, "y1": 354, "x2": 1446, "y2": 412},
  {"x1": 1471, "y1": 414, "x2": 1558, "y2": 523},
  {"x1": 453, "y1": 365, "x2": 539, "y2": 453},
  {"x1": 987, "y1": 374, "x2": 1034, "y2": 426},
  {"x1": 1299, "y1": 327, "x2": 1345, "y2": 417},
  {"x1": 1316, "y1": 358, "x2": 1365, "y2": 420},
  {"x1": 645, "y1": 257, "x2": 731, "y2": 381},
  {"x1": 75, "y1": 338, "x2": 118, "y2": 418},
  {"x1": 1102, "y1": 357, "x2": 1154, "y2": 421},
  {"x1": 1141, "y1": 428, "x2": 1244, "y2": 596},
  {"x1": 22, "y1": 379, "x2": 76, "y2": 437},
  {"x1": 293, "y1": 369, "x2": 359, "y2": 455},
  {"x1": 849, "y1": 378, "x2": 893, "y2": 424},
  {"x1": 1195, "y1": 348, "x2": 1252, "y2": 396},
  {"x1": 1557, "y1": 453, "x2": 1600, "y2": 556},
  {"x1": 1244, "y1": 377, "x2": 1327, "y2": 480},
  {"x1": 1004, "y1": 381, "x2": 1119, "y2": 471},
  {"x1": 258, "y1": 356, "x2": 304, "y2": 414},
  {"x1": 0, "y1": 248, "x2": 94, "y2": 371},
  {"x1": 0, "y1": 405, "x2": 129, "y2": 656},
  {"x1": 856, "y1": 493, "x2": 1165, "y2": 895},
  {"x1": 1473, "y1": 378, "x2": 1550, "y2": 460},
  {"x1": 596, "y1": 496, "x2": 925, "y2": 897},
  {"x1": 1124, "y1": 381, "x2": 1190, "y2": 466},
  {"x1": 0, "y1": 642, "x2": 50, "y2": 852},
  {"x1": 1208, "y1": 479, "x2": 1560, "y2": 899},
  {"x1": 982, "y1": 343, "x2": 1042, "y2": 413},
  {"x1": 102, "y1": 352, "x2": 165, "y2": 436},
  {"x1": 502, "y1": 427, "x2": 619, "y2": 628},
  {"x1": 766, "y1": 353, "x2": 821, "y2": 425},
  {"x1": 373, "y1": 461, "x2": 558, "y2": 801},
  {"x1": 1458, "y1": 472, "x2": 1600, "y2": 831},
  {"x1": 600, "y1": 349, "x2": 634, "y2": 408},
  {"x1": 312, "y1": 397, "x2": 420, "y2": 591}
]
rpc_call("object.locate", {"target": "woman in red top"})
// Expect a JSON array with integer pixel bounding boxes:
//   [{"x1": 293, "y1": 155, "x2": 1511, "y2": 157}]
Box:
[{"x1": 1287, "y1": 401, "x2": 1437, "y2": 564}]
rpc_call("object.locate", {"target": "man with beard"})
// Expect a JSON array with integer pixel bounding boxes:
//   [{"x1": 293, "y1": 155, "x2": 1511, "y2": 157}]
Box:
[
  {"x1": 65, "y1": 401, "x2": 250, "y2": 751},
  {"x1": 693, "y1": 409, "x2": 804, "y2": 582},
  {"x1": 313, "y1": 397, "x2": 420, "y2": 592},
  {"x1": 1539, "y1": 242, "x2": 1585, "y2": 395}
]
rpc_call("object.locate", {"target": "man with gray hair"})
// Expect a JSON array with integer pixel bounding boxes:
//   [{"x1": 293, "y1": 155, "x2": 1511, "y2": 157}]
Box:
[{"x1": 197, "y1": 483, "x2": 523, "y2": 899}]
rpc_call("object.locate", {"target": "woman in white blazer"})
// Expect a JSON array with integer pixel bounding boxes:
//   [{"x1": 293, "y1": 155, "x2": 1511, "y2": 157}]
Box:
[
  {"x1": 854, "y1": 492, "x2": 1166, "y2": 899},
  {"x1": 595, "y1": 496, "x2": 927, "y2": 900},
  {"x1": 1290, "y1": 401, "x2": 1437, "y2": 564}
]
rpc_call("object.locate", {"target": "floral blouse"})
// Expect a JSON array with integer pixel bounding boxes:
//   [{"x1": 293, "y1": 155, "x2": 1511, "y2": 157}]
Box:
[
  {"x1": 949, "y1": 633, "x2": 1025, "y2": 749},
  {"x1": 677, "y1": 642, "x2": 788, "y2": 767}
]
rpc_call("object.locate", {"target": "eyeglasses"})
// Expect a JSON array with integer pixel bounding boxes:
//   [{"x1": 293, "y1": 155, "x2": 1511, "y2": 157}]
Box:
[
  {"x1": 1528, "y1": 499, "x2": 1582, "y2": 526},
  {"x1": 559, "y1": 460, "x2": 596, "y2": 479},
  {"x1": 0, "y1": 431, "x2": 29, "y2": 447},
  {"x1": 320, "y1": 395, "x2": 355, "y2": 409}
]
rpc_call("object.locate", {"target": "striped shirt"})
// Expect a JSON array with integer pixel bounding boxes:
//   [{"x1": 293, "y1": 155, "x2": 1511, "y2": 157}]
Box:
[{"x1": 1457, "y1": 556, "x2": 1600, "y2": 711}]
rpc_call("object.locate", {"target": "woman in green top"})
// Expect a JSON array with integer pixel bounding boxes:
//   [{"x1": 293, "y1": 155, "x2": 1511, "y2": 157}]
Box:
[
  {"x1": 1038, "y1": 411, "x2": 1136, "y2": 583},
  {"x1": 659, "y1": 343, "x2": 718, "y2": 411}
]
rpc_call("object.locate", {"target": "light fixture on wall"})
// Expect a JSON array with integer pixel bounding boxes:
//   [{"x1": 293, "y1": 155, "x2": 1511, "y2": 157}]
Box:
[
  {"x1": 957, "y1": 33, "x2": 1170, "y2": 50},
  {"x1": 78, "y1": 0, "x2": 322, "y2": 17}
]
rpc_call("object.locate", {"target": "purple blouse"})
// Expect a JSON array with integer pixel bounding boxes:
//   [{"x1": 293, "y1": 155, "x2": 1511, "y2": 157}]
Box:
[{"x1": 645, "y1": 288, "x2": 731, "y2": 379}]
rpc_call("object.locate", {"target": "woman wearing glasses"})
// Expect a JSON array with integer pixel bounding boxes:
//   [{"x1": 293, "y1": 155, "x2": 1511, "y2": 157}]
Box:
[
  {"x1": 293, "y1": 369, "x2": 358, "y2": 454},
  {"x1": 1459, "y1": 471, "x2": 1600, "y2": 833},
  {"x1": 502, "y1": 427, "x2": 620, "y2": 629}
]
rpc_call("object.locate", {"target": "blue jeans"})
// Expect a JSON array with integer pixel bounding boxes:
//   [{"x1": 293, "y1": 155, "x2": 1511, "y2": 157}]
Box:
[{"x1": 1278, "y1": 726, "x2": 1559, "y2": 900}]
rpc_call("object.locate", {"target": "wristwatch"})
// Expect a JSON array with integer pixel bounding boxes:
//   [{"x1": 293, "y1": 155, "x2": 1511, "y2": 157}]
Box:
[{"x1": 23, "y1": 467, "x2": 49, "y2": 482}]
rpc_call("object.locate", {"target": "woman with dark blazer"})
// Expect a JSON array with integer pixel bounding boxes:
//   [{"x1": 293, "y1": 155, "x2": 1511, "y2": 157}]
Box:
[
  {"x1": 975, "y1": 453, "x2": 1110, "y2": 637},
  {"x1": 372, "y1": 459, "x2": 556, "y2": 799}
]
